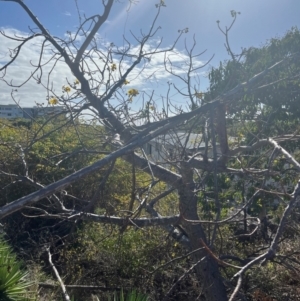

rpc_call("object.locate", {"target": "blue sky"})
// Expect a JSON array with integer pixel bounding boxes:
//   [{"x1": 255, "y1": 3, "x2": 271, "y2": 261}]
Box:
[
  {"x1": 0, "y1": 0, "x2": 300, "y2": 107},
  {"x1": 2, "y1": 0, "x2": 298, "y2": 59}
]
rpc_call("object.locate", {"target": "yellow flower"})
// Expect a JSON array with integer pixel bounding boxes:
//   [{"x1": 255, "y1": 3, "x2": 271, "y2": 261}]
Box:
[
  {"x1": 111, "y1": 63, "x2": 117, "y2": 71},
  {"x1": 127, "y1": 88, "x2": 139, "y2": 97},
  {"x1": 195, "y1": 92, "x2": 203, "y2": 99},
  {"x1": 123, "y1": 79, "x2": 130, "y2": 85},
  {"x1": 74, "y1": 79, "x2": 80, "y2": 85},
  {"x1": 63, "y1": 85, "x2": 71, "y2": 93},
  {"x1": 49, "y1": 97, "x2": 58, "y2": 105}
]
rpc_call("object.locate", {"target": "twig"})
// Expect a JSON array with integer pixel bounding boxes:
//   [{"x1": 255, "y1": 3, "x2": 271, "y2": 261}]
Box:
[
  {"x1": 47, "y1": 247, "x2": 70, "y2": 301},
  {"x1": 150, "y1": 246, "x2": 205, "y2": 275},
  {"x1": 229, "y1": 275, "x2": 243, "y2": 301},
  {"x1": 39, "y1": 282, "x2": 121, "y2": 291},
  {"x1": 199, "y1": 238, "x2": 241, "y2": 270},
  {"x1": 162, "y1": 257, "x2": 206, "y2": 301}
]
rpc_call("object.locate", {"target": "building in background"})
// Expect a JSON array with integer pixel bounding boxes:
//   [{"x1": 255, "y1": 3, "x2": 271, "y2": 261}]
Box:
[
  {"x1": 144, "y1": 132, "x2": 222, "y2": 164},
  {"x1": 0, "y1": 104, "x2": 65, "y2": 119}
]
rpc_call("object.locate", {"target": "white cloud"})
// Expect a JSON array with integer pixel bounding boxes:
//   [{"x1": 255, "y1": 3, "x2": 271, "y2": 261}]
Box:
[
  {"x1": 0, "y1": 27, "x2": 205, "y2": 108},
  {"x1": 0, "y1": 28, "x2": 75, "y2": 106}
]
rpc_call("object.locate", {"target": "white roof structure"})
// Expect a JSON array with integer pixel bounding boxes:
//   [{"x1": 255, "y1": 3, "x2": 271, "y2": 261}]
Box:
[{"x1": 149, "y1": 132, "x2": 206, "y2": 150}]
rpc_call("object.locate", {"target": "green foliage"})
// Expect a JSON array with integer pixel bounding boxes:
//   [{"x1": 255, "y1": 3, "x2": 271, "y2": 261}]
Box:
[
  {"x1": 0, "y1": 238, "x2": 34, "y2": 301},
  {"x1": 0, "y1": 119, "x2": 187, "y2": 299},
  {"x1": 63, "y1": 222, "x2": 171, "y2": 281},
  {"x1": 200, "y1": 27, "x2": 300, "y2": 226},
  {"x1": 110, "y1": 289, "x2": 149, "y2": 301},
  {"x1": 207, "y1": 27, "x2": 300, "y2": 123},
  {"x1": 0, "y1": 118, "x2": 105, "y2": 205}
]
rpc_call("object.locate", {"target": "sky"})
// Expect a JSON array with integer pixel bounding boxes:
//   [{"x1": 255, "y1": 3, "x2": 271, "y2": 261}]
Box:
[{"x1": 0, "y1": 0, "x2": 300, "y2": 108}]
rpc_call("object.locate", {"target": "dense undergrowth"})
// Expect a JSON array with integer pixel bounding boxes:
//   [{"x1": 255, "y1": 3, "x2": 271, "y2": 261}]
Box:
[{"x1": 0, "y1": 116, "x2": 300, "y2": 300}]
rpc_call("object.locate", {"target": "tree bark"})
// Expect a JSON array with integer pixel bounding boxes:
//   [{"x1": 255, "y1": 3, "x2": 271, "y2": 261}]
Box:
[{"x1": 178, "y1": 162, "x2": 227, "y2": 301}]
